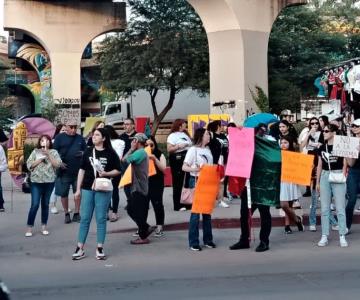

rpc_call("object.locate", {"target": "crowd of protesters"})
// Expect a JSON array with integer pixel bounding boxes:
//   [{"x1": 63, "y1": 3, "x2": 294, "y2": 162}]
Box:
[{"x1": 0, "y1": 108, "x2": 360, "y2": 260}]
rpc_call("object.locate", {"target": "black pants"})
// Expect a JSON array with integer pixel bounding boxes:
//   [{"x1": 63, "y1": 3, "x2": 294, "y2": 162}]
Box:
[
  {"x1": 239, "y1": 189, "x2": 272, "y2": 245},
  {"x1": 148, "y1": 185, "x2": 165, "y2": 225},
  {"x1": 110, "y1": 174, "x2": 121, "y2": 213},
  {"x1": 127, "y1": 192, "x2": 150, "y2": 239},
  {"x1": 169, "y1": 152, "x2": 189, "y2": 211}
]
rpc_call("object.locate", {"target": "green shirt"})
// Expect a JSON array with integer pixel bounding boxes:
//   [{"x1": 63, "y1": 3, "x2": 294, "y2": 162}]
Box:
[
  {"x1": 27, "y1": 149, "x2": 62, "y2": 183},
  {"x1": 126, "y1": 148, "x2": 149, "y2": 196}
]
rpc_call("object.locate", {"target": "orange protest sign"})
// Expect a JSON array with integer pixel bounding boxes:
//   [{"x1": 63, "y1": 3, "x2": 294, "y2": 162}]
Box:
[
  {"x1": 281, "y1": 150, "x2": 314, "y2": 186},
  {"x1": 119, "y1": 165, "x2": 132, "y2": 188},
  {"x1": 192, "y1": 165, "x2": 220, "y2": 215},
  {"x1": 145, "y1": 146, "x2": 157, "y2": 176}
]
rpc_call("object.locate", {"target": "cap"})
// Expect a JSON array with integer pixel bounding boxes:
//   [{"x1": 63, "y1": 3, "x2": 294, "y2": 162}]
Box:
[
  {"x1": 130, "y1": 133, "x2": 148, "y2": 143},
  {"x1": 305, "y1": 113, "x2": 315, "y2": 119},
  {"x1": 65, "y1": 119, "x2": 78, "y2": 126},
  {"x1": 328, "y1": 114, "x2": 342, "y2": 122},
  {"x1": 280, "y1": 109, "x2": 291, "y2": 116},
  {"x1": 352, "y1": 119, "x2": 360, "y2": 126}
]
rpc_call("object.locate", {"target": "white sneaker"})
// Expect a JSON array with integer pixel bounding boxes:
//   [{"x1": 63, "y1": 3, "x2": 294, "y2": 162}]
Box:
[
  {"x1": 317, "y1": 235, "x2": 328, "y2": 247},
  {"x1": 51, "y1": 206, "x2": 59, "y2": 214},
  {"x1": 179, "y1": 207, "x2": 187, "y2": 212},
  {"x1": 293, "y1": 200, "x2": 301, "y2": 209},
  {"x1": 355, "y1": 206, "x2": 360, "y2": 213},
  {"x1": 339, "y1": 235, "x2": 348, "y2": 247},
  {"x1": 218, "y1": 200, "x2": 229, "y2": 208},
  {"x1": 331, "y1": 225, "x2": 339, "y2": 231},
  {"x1": 72, "y1": 247, "x2": 85, "y2": 260},
  {"x1": 96, "y1": 247, "x2": 106, "y2": 260},
  {"x1": 309, "y1": 225, "x2": 316, "y2": 232}
]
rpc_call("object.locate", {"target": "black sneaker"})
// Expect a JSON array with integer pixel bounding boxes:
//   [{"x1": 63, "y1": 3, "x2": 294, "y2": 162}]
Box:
[
  {"x1": 72, "y1": 213, "x2": 81, "y2": 223},
  {"x1": 65, "y1": 213, "x2": 72, "y2": 224},
  {"x1": 190, "y1": 245, "x2": 202, "y2": 251},
  {"x1": 255, "y1": 241, "x2": 269, "y2": 252},
  {"x1": 96, "y1": 247, "x2": 106, "y2": 260},
  {"x1": 204, "y1": 242, "x2": 216, "y2": 249},
  {"x1": 229, "y1": 240, "x2": 250, "y2": 250},
  {"x1": 302, "y1": 191, "x2": 311, "y2": 197},
  {"x1": 72, "y1": 247, "x2": 85, "y2": 260},
  {"x1": 0, "y1": 207, "x2": 5, "y2": 212},
  {"x1": 284, "y1": 225, "x2": 293, "y2": 234},
  {"x1": 296, "y1": 217, "x2": 304, "y2": 232}
]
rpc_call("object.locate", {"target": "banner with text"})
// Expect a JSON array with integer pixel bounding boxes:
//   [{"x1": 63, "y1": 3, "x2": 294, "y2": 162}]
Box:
[
  {"x1": 281, "y1": 150, "x2": 314, "y2": 186},
  {"x1": 333, "y1": 135, "x2": 360, "y2": 159}
]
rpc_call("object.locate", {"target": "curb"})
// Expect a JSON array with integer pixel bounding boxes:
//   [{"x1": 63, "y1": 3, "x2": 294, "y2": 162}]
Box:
[{"x1": 108, "y1": 214, "x2": 360, "y2": 234}]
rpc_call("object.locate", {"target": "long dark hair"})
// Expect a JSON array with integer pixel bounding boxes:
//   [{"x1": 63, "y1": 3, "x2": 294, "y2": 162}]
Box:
[
  {"x1": 307, "y1": 117, "x2": 321, "y2": 131},
  {"x1": 207, "y1": 120, "x2": 221, "y2": 133},
  {"x1": 104, "y1": 125, "x2": 119, "y2": 140},
  {"x1": 280, "y1": 135, "x2": 295, "y2": 151},
  {"x1": 37, "y1": 135, "x2": 53, "y2": 149},
  {"x1": 193, "y1": 128, "x2": 207, "y2": 146},
  {"x1": 319, "y1": 115, "x2": 329, "y2": 128},
  {"x1": 148, "y1": 136, "x2": 162, "y2": 159},
  {"x1": 93, "y1": 128, "x2": 114, "y2": 152}
]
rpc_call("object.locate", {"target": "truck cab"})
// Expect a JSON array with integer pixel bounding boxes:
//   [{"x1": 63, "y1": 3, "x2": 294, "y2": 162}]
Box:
[{"x1": 102, "y1": 101, "x2": 132, "y2": 126}]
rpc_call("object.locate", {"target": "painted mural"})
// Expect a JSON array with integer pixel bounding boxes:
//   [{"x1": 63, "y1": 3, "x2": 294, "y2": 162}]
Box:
[{"x1": 7, "y1": 122, "x2": 27, "y2": 175}]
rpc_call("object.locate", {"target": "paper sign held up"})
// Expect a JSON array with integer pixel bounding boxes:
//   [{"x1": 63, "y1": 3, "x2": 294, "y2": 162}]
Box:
[
  {"x1": 333, "y1": 135, "x2": 360, "y2": 159},
  {"x1": 281, "y1": 150, "x2": 314, "y2": 186},
  {"x1": 225, "y1": 127, "x2": 255, "y2": 178},
  {"x1": 119, "y1": 165, "x2": 132, "y2": 188},
  {"x1": 192, "y1": 165, "x2": 220, "y2": 215},
  {"x1": 145, "y1": 146, "x2": 157, "y2": 176}
]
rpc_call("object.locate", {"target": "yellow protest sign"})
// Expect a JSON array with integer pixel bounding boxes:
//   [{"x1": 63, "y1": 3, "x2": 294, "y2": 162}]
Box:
[{"x1": 281, "y1": 150, "x2": 314, "y2": 186}]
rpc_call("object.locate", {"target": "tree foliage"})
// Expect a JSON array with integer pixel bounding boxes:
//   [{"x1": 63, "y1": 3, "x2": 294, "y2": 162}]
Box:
[
  {"x1": 269, "y1": 0, "x2": 360, "y2": 114},
  {"x1": 98, "y1": 0, "x2": 209, "y2": 134},
  {"x1": 249, "y1": 86, "x2": 270, "y2": 113}
]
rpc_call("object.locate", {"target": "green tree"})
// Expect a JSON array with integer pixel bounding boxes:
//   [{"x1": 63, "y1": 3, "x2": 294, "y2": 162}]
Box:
[
  {"x1": 268, "y1": 1, "x2": 360, "y2": 114},
  {"x1": 249, "y1": 86, "x2": 270, "y2": 113},
  {"x1": 98, "y1": 0, "x2": 209, "y2": 134}
]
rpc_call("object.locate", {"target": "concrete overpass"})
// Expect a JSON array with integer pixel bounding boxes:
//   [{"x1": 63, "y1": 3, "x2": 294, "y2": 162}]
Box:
[{"x1": 3, "y1": 0, "x2": 307, "y2": 125}]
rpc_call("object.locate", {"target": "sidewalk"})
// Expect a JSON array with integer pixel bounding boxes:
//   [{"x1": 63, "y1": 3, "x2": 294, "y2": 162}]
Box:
[{"x1": 1, "y1": 171, "x2": 360, "y2": 234}]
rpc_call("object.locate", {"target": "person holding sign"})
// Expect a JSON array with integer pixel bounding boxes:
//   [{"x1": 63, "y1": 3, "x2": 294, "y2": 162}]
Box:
[
  {"x1": 316, "y1": 124, "x2": 348, "y2": 248},
  {"x1": 182, "y1": 128, "x2": 216, "y2": 251},
  {"x1": 345, "y1": 119, "x2": 360, "y2": 232},
  {"x1": 279, "y1": 136, "x2": 304, "y2": 234},
  {"x1": 146, "y1": 136, "x2": 167, "y2": 237}
]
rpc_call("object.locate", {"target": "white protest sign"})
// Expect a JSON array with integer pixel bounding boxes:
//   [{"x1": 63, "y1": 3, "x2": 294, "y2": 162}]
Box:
[{"x1": 333, "y1": 135, "x2": 360, "y2": 159}]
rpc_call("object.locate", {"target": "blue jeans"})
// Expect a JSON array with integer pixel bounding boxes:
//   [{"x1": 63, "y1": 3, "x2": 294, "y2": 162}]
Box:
[
  {"x1": 188, "y1": 213, "x2": 213, "y2": 247},
  {"x1": 309, "y1": 188, "x2": 338, "y2": 226},
  {"x1": 0, "y1": 173, "x2": 4, "y2": 208},
  {"x1": 319, "y1": 170, "x2": 347, "y2": 236},
  {"x1": 27, "y1": 182, "x2": 55, "y2": 226},
  {"x1": 77, "y1": 189, "x2": 111, "y2": 245},
  {"x1": 346, "y1": 168, "x2": 360, "y2": 229}
]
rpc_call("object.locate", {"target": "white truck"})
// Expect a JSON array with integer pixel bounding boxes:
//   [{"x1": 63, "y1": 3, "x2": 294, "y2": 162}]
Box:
[{"x1": 101, "y1": 89, "x2": 210, "y2": 126}]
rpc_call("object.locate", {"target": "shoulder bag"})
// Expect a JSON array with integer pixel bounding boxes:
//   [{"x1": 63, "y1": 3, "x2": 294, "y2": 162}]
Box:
[
  {"x1": 180, "y1": 148, "x2": 197, "y2": 205},
  {"x1": 326, "y1": 144, "x2": 346, "y2": 184},
  {"x1": 91, "y1": 148, "x2": 113, "y2": 192}
]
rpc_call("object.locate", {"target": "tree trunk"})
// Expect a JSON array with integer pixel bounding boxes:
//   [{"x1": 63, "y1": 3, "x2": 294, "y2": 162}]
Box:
[{"x1": 151, "y1": 86, "x2": 176, "y2": 135}]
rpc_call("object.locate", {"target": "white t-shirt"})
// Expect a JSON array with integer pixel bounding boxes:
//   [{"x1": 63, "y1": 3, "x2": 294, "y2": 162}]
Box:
[
  {"x1": 111, "y1": 139, "x2": 126, "y2": 159},
  {"x1": 167, "y1": 132, "x2": 192, "y2": 153},
  {"x1": 184, "y1": 146, "x2": 213, "y2": 177}
]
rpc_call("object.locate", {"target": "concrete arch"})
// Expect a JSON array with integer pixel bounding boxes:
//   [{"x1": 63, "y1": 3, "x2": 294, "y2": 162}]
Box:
[{"x1": 188, "y1": 0, "x2": 307, "y2": 121}]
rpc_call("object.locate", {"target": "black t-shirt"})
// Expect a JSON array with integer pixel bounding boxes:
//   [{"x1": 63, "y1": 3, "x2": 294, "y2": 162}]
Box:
[
  {"x1": 119, "y1": 131, "x2": 137, "y2": 156},
  {"x1": 0, "y1": 128, "x2": 8, "y2": 143},
  {"x1": 318, "y1": 144, "x2": 344, "y2": 171},
  {"x1": 80, "y1": 147, "x2": 121, "y2": 190},
  {"x1": 208, "y1": 133, "x2": 229, "y2": 164}
]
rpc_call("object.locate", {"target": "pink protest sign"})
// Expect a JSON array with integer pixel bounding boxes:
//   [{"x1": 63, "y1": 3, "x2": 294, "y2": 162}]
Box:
[{"x1": 225, "y1": 127, "x2": 255, "y2": 178}]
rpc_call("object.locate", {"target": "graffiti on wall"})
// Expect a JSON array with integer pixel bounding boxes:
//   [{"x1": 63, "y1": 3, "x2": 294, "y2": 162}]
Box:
[{"x1": 54, "y1": 98, "x2": 81, "y2": 125}]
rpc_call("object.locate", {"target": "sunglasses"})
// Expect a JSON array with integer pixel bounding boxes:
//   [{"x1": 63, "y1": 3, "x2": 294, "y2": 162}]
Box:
[
  {"x1": 310, "y1": 122, "x2": 319, "y2": 125},
  {"x1": 351, "y1": 124, "x2": 360, "y2": 128},
  {"x1": 322, "y1": 130, "x2": 332, "y2": 133},
  {"x1": 68, "y1": 125, "x2": 77, "y2": 129}
]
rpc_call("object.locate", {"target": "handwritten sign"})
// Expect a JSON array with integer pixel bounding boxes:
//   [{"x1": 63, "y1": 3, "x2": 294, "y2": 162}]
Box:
[
  {"x1": 333, "y1": 135, "x2": 360, "y2": 159},
  {"x1": 225, "y1": 127, "x2": 255, "y2": 178},
  {"x1": 192, "y1": 165, "x2": 220, "y2": 214},
  {"x1": 281, "y1": 150, "x2": 314, "y2": 186}
]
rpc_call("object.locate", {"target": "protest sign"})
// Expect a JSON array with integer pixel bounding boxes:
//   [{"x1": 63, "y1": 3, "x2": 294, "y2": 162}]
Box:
[
  {"x1": 119, "y1": 165, "x2": 132, "y2": 188},
  {"x1": 225, "y1": 127, "x2": 255, "y2": 178},
  {"x1": 192, "y1": 165, "x2": 220, "y2": 215},
  {"x1": 281, "y1": 150, "x2": 314, "y2": 186},
  {"x1": 145, "y1": 146, "x2": 157, "y2": 176},
  {"x1": 333, "y1": 135, "x2": 360, "y2": 159}
]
